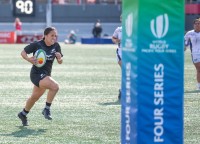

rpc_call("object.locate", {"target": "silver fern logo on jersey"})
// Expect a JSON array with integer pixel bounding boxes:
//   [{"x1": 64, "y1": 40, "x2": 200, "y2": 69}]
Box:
[
  {"x1": 151, "y1": 14, "x2": 169, "y2": 39},
  {"x1": 126, "y1": 13, "x2": 133, "y2": 37}
]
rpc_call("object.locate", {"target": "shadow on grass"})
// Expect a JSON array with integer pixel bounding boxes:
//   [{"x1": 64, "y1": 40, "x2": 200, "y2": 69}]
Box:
[
  {"x1": 1, "y1": 126, "x2": 47, "y2": 137},
  {"x1": 99, "y1": 100, "x2": 121, "y2": 106},
  {"x1": 185, "y1": 90, "x2": 200, "y2": 93}
]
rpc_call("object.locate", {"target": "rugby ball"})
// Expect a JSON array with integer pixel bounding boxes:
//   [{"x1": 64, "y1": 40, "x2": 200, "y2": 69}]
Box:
[{"x1": 34, "y1": 49, "x2": 46, "y2": 68}]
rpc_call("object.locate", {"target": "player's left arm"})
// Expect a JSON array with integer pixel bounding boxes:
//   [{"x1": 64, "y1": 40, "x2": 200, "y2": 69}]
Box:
[
  {"x1": 55, "y1": 43, "x2": 63, "y2": 64},
  {"x1": 112, "y1": 36, "x2": 120, "y2": 44},
  {"x1": 55, "y1": 52, "x2": 63, "y2": 64}
]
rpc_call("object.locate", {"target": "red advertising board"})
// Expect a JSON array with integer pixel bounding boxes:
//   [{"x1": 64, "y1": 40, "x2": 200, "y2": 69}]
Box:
[
  {"x1": 17, "y1": 35, "x2": 43, "y2": 44},
  {"x1": 0, "y1": 32, "x2": 16, "y2": 43},
  {"x1": 185, "y1": 4, "x2": 200, "y2": 14}
]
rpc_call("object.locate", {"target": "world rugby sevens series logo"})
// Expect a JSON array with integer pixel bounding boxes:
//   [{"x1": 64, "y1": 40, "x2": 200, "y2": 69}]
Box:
[
  {"x1": 150, "y1": 14, "x2": 169, "y2": 39},
  {"x1": 125, "y1": 13, "x2": 133, "y2": 37}
]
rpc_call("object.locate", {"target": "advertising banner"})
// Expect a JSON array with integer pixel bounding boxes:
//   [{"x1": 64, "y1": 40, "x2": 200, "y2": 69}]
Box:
[
  {"x1": 16, "y1": 35, "x2": 43, "y2": 44},
  {"x1": 0, "y1": 32, "x2": 16, "y2": 44},
  {"x1": 121, "y1": 0, "x2": 184, "y2": 144}
]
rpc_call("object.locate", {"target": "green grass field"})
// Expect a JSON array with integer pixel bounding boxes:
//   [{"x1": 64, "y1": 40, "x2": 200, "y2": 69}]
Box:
[
  {"x1": 0, "y1": 44, "x2": 199, "y2": 144},
  {"x1": 0, "y1": 44, "x2": 121, "y2": 144}
]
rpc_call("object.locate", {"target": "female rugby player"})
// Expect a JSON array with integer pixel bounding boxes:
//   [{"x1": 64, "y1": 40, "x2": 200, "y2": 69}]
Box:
[
  {"x1": 112, "y1": 15, "x2": 122, "y2": 100},
  {"x1": 18, "y1": 27, "x2": 63, "y2": 126},
  {"x1": 185, "y1": 18, "x2": 200, "y2": 90}
]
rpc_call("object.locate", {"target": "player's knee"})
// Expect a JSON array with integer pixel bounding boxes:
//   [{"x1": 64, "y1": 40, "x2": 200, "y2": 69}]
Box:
[{"x1": 51, "y1": 83, "x2": 59, "y2": 92}]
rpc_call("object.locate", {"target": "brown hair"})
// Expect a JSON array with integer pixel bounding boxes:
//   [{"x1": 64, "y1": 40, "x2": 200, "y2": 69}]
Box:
[
  {"x1": 193, "y1": 18, "x2": 200, "y2": 24},
  {"x1": 43, "y1": 27, "x2": 56, "y2": 40}
]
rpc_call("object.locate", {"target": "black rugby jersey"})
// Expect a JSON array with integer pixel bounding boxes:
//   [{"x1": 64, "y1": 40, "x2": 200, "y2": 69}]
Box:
[{"x1": 24, "y1": 40, "x2": 63, "y2": 76}]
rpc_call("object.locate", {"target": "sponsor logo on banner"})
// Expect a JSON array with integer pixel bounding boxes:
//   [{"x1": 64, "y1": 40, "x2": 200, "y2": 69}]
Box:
[
  {"x1": 17, "y1": 35, "x2": 43, "y2": 43},
  {"x1": 124, "y1": 13, "x2": 134, "y2": 51},
  {"x1": 151, "y1": 14, "x2": 168, "y2": 39},
  {"x1": 21, "y1": 35, "x2": 38, "y2": 43},
  {"x1": 0, "y1": 32, "x2": 16, "y2": 43},
  {"x1": 141, "y1": 13, "x2": 176, "y2": 54},
  {"x1": 126, "y1": 13, "x2": 133, "y2": 37},
  {"x1": 0, "y1": 32, "x2": 11, "y2": 38}
]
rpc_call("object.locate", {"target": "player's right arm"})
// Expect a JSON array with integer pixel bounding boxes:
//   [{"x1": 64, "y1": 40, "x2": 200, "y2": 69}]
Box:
[
  {"x1": 21, "y1": 50, "x2": 36, "y2": 65},
  {"x1": 21, "y1": 42, "x2": 37, "y2": 65},
  {"x1": 184, "y1": 31, "x2": 191, "y2": 51}
]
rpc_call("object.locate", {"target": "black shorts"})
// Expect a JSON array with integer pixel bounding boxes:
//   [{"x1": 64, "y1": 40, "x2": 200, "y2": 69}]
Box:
[{"x1": 30, "y1": 72, "x2": 47, "y2": 87}]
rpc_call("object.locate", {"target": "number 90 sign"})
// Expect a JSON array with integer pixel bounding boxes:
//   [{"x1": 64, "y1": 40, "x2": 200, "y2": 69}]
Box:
[{"x1": 13, "y1": 0, "x2": 35, "y2": 16}]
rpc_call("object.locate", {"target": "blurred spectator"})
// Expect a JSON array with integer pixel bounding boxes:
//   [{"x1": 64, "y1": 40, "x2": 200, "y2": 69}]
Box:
[
  {"x1": 64, "y1": 30, "x2": 77, "y2": 44},
  {"x1": 52, "y1": 0, "x2": 59, "y2": 4},
  {"x1": 14, "y1": 17, "x2": 22, "y2": 31},
  {"x1": 92, "y1": 19, "x2": 102, "y2": 38},
  {"x1": 87, "y1": 0, "x2": 96, "y2": 4},
  {"x1": 52, "y1": 0, "x2": 65, "y2": 4},
  {"x1": 59, "y1": 0, "x2": 65, "y2": 4}
]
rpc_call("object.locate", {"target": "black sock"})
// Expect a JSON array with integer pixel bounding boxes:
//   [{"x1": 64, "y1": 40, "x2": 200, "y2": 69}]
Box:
[
  {"x1": 21, "y1": 108, "x2": 29, "y2": 116},
  {"x1": 45, "y1": 102, "x2": 51, "y2": 109}
]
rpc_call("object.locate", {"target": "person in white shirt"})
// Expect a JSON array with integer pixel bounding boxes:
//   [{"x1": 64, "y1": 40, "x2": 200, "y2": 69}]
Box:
[
  {"x1": 185, "y1": 18, "x2": 200, "y2": 90},
  {"x1": 112, "y1": 15, "x2": 122, "y2": 100}
]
